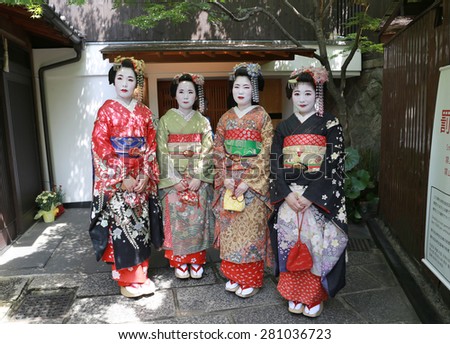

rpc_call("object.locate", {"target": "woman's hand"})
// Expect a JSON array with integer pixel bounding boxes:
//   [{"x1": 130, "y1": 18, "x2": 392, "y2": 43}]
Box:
[
  {"x1": 122, "y1": 176, "x2": 137, "y2": 193},
  {"x1": 234, "y1": 182, "x2": 249, "y2": 198},
  {"x1": 224, "y1": 178, "x2": 235, "y2": 190},
  {"x1": 174, "y1": 180, "x2": 188, "y2": 192},
  {"x1": 285, "y1": 192, "x2": 302, "y2": 212},
  {"x1": 297, "y1": 195, "x2": 312, "y2": 213},
  {"x1": 188, "y1": 178, "x2": 201, "y2": 191},
  {"x1": 285, "y1": 192, "x2": 312, "y2": 213},
  {"x1": 134, "y1": 175, "x2": 149, "y2": 193}
]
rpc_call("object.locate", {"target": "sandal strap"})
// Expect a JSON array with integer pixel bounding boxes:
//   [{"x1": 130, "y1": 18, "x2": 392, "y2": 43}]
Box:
[
  {"x1": 176, "y1": 265, "x2": 188, "y2": 273},
  {"x1": 190, "y1": 264, "x2": 203, "y2": 273}
]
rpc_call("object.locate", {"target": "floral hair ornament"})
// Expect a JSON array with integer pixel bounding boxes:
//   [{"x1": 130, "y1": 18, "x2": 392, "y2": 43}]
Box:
[
  {"x1": 113, "y1": 56, "x2": 146, "y2": 102},
  {"x1": 230, "y1": 62, "x2": 262, "y2": 103},
  {"x1": 173, "y1": 73, "x2": 206, "y2": 113},
  {"x1": 288, "y1": 66, "x2": 329, "y2": 116}
]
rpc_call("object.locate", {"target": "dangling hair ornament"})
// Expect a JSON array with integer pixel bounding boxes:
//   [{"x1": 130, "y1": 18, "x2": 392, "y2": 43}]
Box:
[
  {"x1": 288, "y1": 66, "x2": 329, "y2": 116},
  {"x1": 173, "y1": 73, "x2": 206, "y2": 113},
  {"x1": 230, "y1": 62, "x2": 262, "y2": 103},
  {"x1": 114, "y1": 56, "x2": 146, "y2": 102}
]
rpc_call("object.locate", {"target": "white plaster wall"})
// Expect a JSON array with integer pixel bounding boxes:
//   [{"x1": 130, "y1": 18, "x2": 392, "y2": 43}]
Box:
[
  {"x1": 32, "y1": 43, "x2": 360, "y2": 204},
  {"x1": 33, "y1": 44, "x2": 113, "y2": 203}
]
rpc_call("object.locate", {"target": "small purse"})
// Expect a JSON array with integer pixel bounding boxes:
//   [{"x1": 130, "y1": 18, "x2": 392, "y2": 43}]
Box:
[
  {"x1": 223, "y1": 189, "x2": 245, "y2": 212},
  {"x1": 286, "y1": 213, "x2": 313, "y2": 272}
]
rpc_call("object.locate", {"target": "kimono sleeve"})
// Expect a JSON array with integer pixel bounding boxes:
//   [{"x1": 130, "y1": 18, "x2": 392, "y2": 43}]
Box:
[
  {"x1": 191, "y1": 116, "x2": 215, "y2": 183},
  {"x1": 269, "y1": 121, "x2": 293, "y2": 203},
  {"x1": 241, "y1": 111, "x2": 273, "y2": 196},
  {"x1": 156, "y1": 115, "x2": 182, "y2": 189},
  {"x1": 212, "y1": 114, "x2": 227, "y2": 190},
  {"x1": 302, "y1": 118, "x2": 346, "y2": 214},
  {"x1": 91, "y1": 106, "x2": 127, "y2": 189},
  {"x1": 141, "y1": 109, "x2": 160, "y2": 185}
]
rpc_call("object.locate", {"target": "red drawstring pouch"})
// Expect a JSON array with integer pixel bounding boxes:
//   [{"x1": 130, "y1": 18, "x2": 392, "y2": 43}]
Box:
[{"x1": 286, "y1": 213, "x2": 313, "y2": 272}]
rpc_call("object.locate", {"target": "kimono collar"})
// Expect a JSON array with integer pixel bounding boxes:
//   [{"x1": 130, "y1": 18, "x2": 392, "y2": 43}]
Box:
[
  {"x1": 115, "y1": 98, "x2": 137, "y2": 113},
  {"x1": 295, "y1": 111, "x2": 315, "y2": 123},
  {"x1": 234, "y1": 105, "x2": 257, "y2": 118},
  {"x1": 174, "y1": 108, "x2": 196, "y2": 121}
]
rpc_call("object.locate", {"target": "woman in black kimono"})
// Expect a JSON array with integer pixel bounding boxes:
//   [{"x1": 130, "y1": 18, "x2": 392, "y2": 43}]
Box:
[{"x1": 269, "y1": 66, "x2": 348, "y2": 317}]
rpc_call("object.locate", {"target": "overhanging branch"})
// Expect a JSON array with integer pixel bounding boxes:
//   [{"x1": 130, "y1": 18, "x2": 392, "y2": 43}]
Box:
[{"x1": 209, "y1": 1, "x2": 304, "y2": 47}]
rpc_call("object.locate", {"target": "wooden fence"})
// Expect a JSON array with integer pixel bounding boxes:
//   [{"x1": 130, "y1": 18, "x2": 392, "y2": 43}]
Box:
[{"x1": 380, "y1": 1, "x2": 449, "y2": 263}]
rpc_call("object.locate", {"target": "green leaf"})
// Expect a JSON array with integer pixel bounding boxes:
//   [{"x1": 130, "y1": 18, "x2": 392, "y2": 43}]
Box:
[{"x1": 345, "y1": 147, "x2": 360, "y2": 171}]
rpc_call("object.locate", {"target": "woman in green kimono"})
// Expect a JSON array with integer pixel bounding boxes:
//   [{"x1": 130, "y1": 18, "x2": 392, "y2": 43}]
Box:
[{"x1": 157, "y1": 73, "x2": 215, "y2": 279}]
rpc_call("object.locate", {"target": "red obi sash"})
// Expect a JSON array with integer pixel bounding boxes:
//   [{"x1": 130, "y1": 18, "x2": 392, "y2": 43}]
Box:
[
  {"x1": 167, "y1": 133, "x2": 202, "y2": 158},
  {"x1": 283, "y1": 134, "x2": 326, "y2": 147},
  {"x1": 282, "y1": 134, "x2": 326, "y2": 171},
  {"x1": 168, "y1": 133, "x2": 202, "y2": 143},
  {"x1": 225, "y1": 129, "x2": 262, "y2": 142}
]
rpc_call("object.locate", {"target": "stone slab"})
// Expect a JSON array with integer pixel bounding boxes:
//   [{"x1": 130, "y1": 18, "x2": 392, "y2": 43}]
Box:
[
  {"x1": 0, "y1": 277, "x2": 28, "y2": 302},
  {"x1": 67, "y1": 289, "x2": 175, "y2": 324},
  {"x1": 343, "y1": 287, "x2": 421, "y2": 323},
  {"x1": 176, "y1": 278, "x2": 282, "y2": 316},
  {"x1": 231, "y1": 298, "x2": 365, "y2": 324},
  {"x1": 152, "y1": 313, "x2": 231, "y2": 324},
  {"x1": 339, "y1": 265, "x2": 386, "y2": 295},
  {"x1": 77, "y1": 272, "x2": 118, "y2": 297},
  {"x1": 360, "y1": 263, "x2": 398, "y2": 288},
  {"x1": 347, "y1": 250, "x2": 386, "y2": 266},
  {"x1": 0, "y1": 223, "x2": 64, "y2": 272},
  {"x1": 150, "y1": 265, "x2": 220, "y2": 290},
  {"x1": 28, "y1": 273, "x2": 87, "y2": 290}
]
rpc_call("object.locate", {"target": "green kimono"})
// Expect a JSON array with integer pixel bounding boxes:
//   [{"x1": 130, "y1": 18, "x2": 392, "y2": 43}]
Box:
[{"x1": 156, "y1": 109, "x2": 215, "y2": 255}]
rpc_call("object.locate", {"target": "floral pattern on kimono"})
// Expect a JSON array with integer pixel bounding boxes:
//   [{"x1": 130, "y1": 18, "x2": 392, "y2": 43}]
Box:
[
  {"x1": 269, "y1": 112, "x2": 348, "y2": 297},
  {"x1": 89, "y1": 99, "x2": 162, "y2": 270},
  {"x1": 213, "y1": 106, "x2": 273, "y2": 264},
  {"x1": 156, "y1": 109, "x2": 215, "y2": 256}
]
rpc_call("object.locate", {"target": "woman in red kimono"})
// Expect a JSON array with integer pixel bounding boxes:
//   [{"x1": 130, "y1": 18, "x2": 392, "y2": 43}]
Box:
[
  {"x1": 213, "y1": 63, "x2": 273, "y2": 298},
  {"x1": 89, "y1": 57, "x2": 163, "y2": 298},
  {"x1": 269, "y1": 66, "x2": 348, "y2": 317}
]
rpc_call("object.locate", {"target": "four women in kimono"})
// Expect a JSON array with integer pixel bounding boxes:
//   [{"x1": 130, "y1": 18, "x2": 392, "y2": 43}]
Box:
[
  {"x1": 90, "y1": 58, "x2": 347, "y2": 317},
  {"x1": 157, "y1": 73, "x2": 215, "y2": 279}
]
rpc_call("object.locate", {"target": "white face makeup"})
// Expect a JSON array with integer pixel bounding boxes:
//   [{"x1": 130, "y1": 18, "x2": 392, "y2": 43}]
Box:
[
  {"x1": 232, "y1": 75, "x2": 253, "y2": 109},
  {"x1": 114, "y1": 67, "x2": 137, "y2": 103},
  {"x1": 176, "y1": 80, "x2": 197, "y2": 113},
  {"x1": 292, "y1": 82, "x2": 316, "y2": 116}
]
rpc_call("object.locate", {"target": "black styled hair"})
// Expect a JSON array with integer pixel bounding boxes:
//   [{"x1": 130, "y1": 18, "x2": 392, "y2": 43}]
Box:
[
  {"x1": 170, "y1": 74, "x2": 201, "y2": 110},
  {"x1": 228, "y1": 66, "x2": 265, "y2": 107},
  {"x1": 285, "y1": 72, "x2": 316, "y2": 99},
  {"x1": 108, "y1": 59, "x2": 137, "y2": 85}
]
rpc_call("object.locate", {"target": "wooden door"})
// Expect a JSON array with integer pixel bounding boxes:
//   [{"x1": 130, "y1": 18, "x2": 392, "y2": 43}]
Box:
[
  {"x1": 157, "y1": 79, "x2": 229, "y2": 133},
  {"x1": 0, "y1": 41, "x2": 42, "y2": 249}
]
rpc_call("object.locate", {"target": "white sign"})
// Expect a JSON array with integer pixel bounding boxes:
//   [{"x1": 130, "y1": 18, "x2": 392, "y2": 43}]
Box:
[{"x1": 423, "y1": 65, "x2": 450, "y2": 290}]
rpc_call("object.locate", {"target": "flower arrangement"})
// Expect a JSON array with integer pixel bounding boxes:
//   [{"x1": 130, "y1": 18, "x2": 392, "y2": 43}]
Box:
[
  {"x1": 34, "y1": 189, "x2": 62, "y2": 223},
  {"x1": 35, "y1": 190, "x2": 58, "y2": 211}
]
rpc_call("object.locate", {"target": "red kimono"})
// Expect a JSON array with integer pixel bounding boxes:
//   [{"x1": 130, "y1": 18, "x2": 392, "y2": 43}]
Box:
[{"x1": 89, "y1": 99, "x2": 163, "y2": 286}]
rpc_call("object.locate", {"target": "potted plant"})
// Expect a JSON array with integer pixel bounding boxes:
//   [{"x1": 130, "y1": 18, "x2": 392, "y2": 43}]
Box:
[
  {"x1": 33, "y1": 190, "x2": 59, "y2": 223},
  {"x1": 344, "y1": 147, "x2": 379, "y2": 222},
  {"x1": 53, "y1": 184, "x2": 65, "y2": 218}
]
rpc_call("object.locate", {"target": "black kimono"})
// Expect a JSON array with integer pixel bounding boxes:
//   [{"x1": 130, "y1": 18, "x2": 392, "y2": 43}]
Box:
[{"x1": 269, "y1": 112, "x2": 348, "y2": 298}]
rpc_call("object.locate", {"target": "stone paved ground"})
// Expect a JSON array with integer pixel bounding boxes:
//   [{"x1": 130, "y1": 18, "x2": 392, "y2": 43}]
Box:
[{"x1": 0, "y1": 208, "x2": 421, "y2": 324}]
